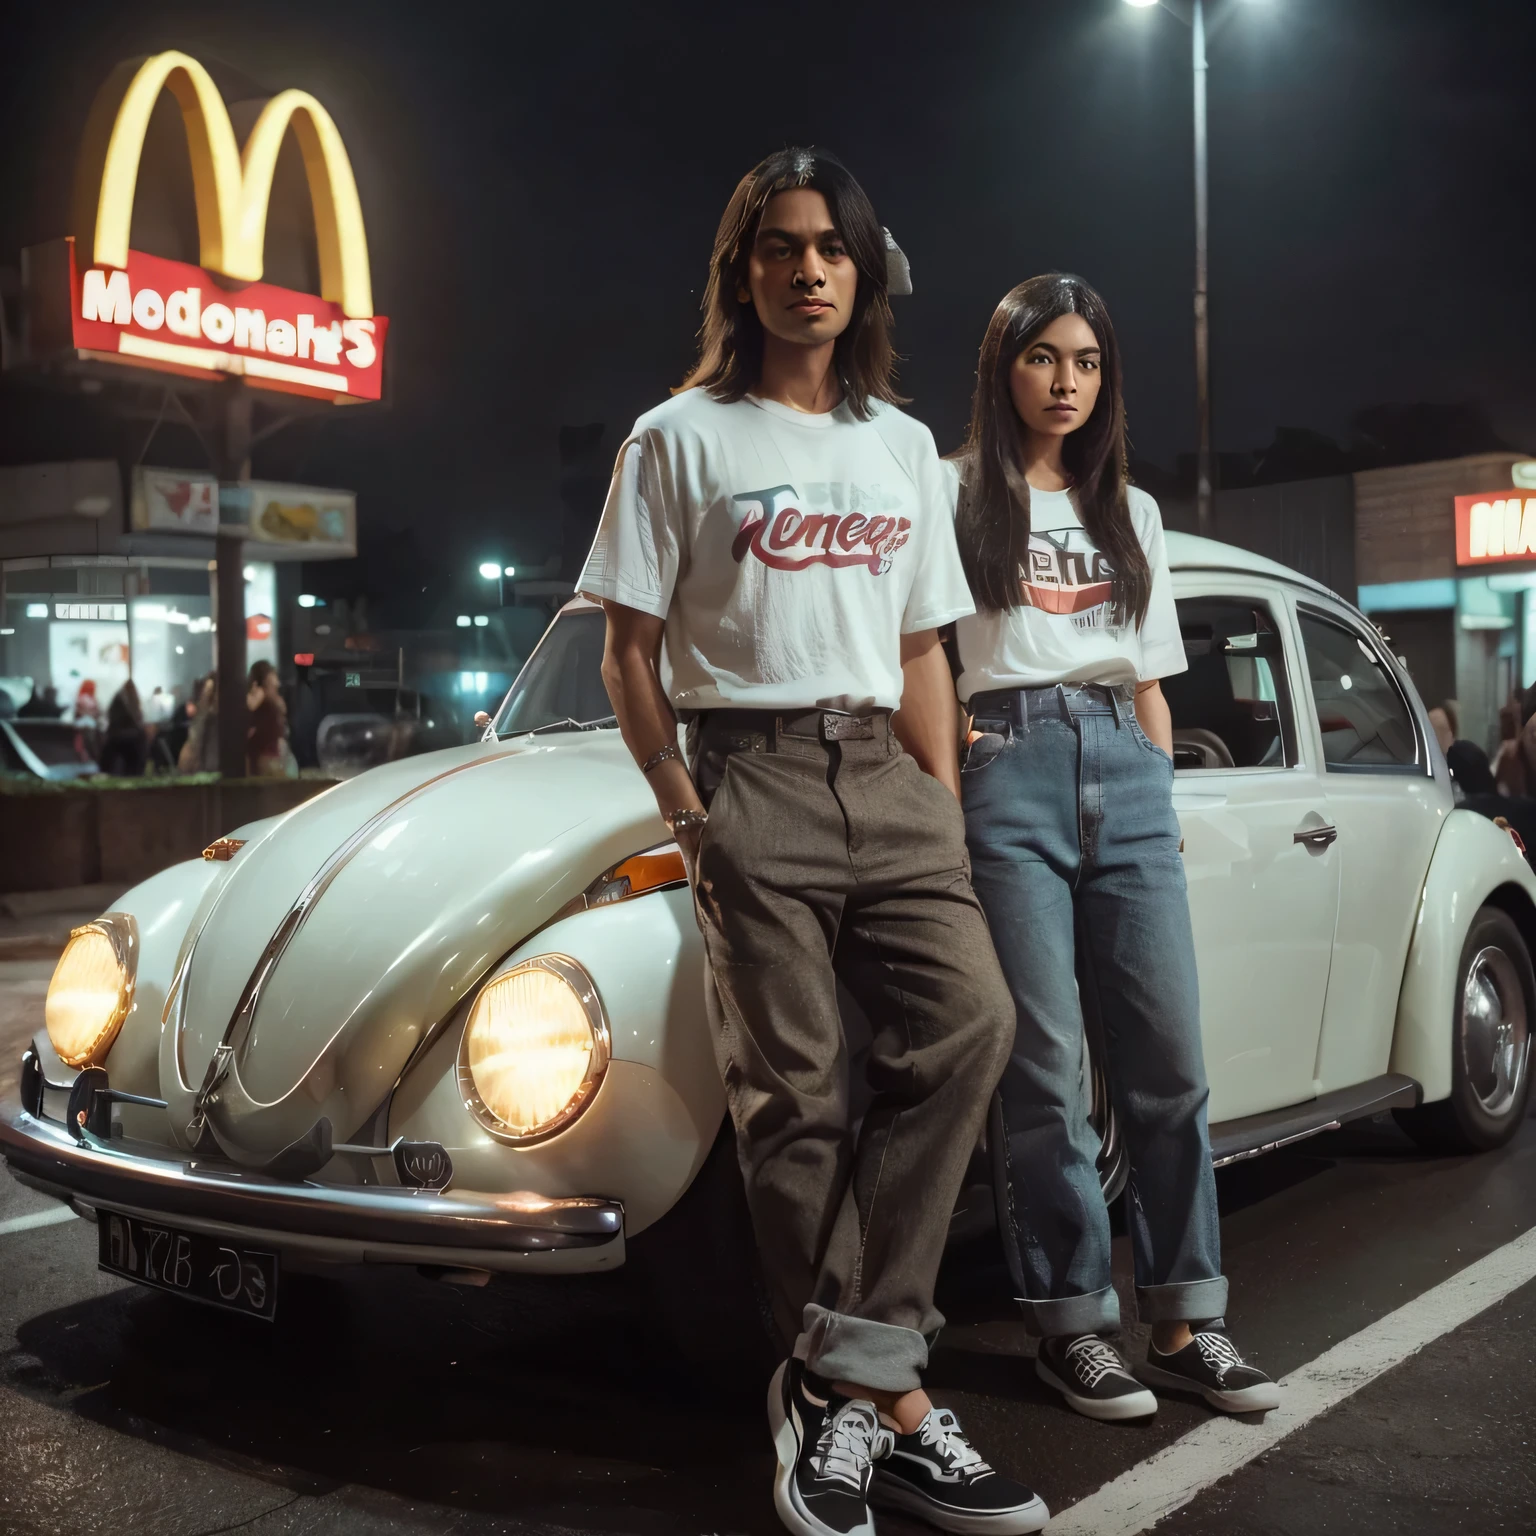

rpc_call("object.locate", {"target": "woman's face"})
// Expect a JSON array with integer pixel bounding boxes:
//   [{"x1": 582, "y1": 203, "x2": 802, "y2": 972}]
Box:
[{"x1": 1008, "y1": 312, "x2": 1103, "y2": 441}]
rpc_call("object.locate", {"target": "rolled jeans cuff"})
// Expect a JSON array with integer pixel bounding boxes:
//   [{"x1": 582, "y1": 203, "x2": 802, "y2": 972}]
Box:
[
  {"x1": 1017, "y1": 1284, "x2": 1121, "y2": 1340},
  {"x1": 795, "y1": 1304, "x2": 931, "y2": 1394},
  {"x1": 1135, "y1": 1276, "x2": 1229, "y2": 1324}
]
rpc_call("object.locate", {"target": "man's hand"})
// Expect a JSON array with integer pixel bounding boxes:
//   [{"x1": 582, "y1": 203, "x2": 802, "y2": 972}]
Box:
[
  {"x1": 596, "y1": 598, "x2": 707, "y2": 843},
  {"x1": 892, "y1": 628, "x2": 962, "y2": 798}
]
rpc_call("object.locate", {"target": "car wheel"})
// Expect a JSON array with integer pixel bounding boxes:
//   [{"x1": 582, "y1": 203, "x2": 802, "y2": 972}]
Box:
[
  {"x1": 1395, "y1": 906, "x2": 1535, "y2": 1154},
  {"x1": 626, "y1": 1117, "x2": 781, "y2": 1377},
  {"x1": 1086, "y1": 1029, "x2": 1130, "y2": 1204}
]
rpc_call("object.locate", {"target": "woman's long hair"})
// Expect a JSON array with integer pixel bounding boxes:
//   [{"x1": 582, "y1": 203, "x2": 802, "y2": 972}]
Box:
[
  {"x1": 954, "y1": 273, "x2": 1149, "y2": 625},
  {"x1": 680, "y1": 146, "x2": 902, "y2": 420}
]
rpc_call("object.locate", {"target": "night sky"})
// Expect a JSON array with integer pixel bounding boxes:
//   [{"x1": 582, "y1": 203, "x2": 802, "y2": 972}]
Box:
[{"x1": 3, "y1": 0, "x2": 1534, "y2": 602}]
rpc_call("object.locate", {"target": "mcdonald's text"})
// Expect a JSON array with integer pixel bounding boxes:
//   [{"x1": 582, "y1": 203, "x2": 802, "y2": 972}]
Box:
[
  {"x1": 69, "y1": 240, "x2": 387, "y2": 403},
  {"x1": 1455, "y1": 491, "x2": 1536, "y2": 567}
]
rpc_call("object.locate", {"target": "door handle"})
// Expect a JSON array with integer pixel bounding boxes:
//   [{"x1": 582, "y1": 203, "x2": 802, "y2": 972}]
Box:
[{"x1": 1294, "y1": 823, "x2": 1338, "y2": 851}]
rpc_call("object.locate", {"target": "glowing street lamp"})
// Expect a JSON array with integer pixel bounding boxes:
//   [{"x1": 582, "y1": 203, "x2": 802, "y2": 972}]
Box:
[
  {"x1": 478, "y1": 559, "x2": 517, "y2": 605},
  {"x1": 1122, "y1": 0, "x2": 1262, "y2": 537}
]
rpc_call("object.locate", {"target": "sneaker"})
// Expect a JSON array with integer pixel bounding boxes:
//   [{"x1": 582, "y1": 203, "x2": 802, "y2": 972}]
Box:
[
  {"x1": 872, "y1": 1405, "x2": 1049, "y2": 1534},
  {"x1": 1036, "y1": 1334, "x2": 1158, "y2": 1421},
  {"x1": 1137, "y1": 1326, "x2": 1281, "y2": 1413},
  {"x1": 767, "y1": 1358, "x2": 893, "y2": 1536}
]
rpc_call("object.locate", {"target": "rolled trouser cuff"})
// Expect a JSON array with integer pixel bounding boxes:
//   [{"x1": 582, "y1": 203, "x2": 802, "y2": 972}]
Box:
[
  {"x1": 1017, "y1": 1284, "x2": 1121, "y2": 1339},
  {"x1": 1135, "y1": 1275, "x2": 1229, "y2": 1323},
  {"x1": 796, "y1": 1305, "x2": 931, "y2": 1394}
]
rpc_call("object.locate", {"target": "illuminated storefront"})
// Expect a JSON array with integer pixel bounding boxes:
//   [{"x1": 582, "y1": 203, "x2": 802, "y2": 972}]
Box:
[
  {"x1": 0, "y1": 50, "x2": 385, "y2": 769},
  {"x1": 1355, "y1": 455, "x2": 1536, "y2": 751}
]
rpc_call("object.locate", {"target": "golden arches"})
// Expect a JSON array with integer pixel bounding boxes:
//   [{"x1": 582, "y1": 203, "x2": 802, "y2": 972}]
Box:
[{"x1": 81, "y1": 50, "x2": 373, "y2": 318}]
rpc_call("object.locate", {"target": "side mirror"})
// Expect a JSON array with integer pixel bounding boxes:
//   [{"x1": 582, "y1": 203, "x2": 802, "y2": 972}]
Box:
[{"x1": 473, "y1": 711, "x2": 491, "y2": 730}]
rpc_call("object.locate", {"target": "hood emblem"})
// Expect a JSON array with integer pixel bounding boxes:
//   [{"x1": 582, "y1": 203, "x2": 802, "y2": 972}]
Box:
[{"x1": 202, "y1": 838, "x2": 247, "y2": 862}]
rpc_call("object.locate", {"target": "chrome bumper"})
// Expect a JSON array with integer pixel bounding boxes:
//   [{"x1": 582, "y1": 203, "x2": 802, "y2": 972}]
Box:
[{"x1": 0, "y1": 1098, "x2": 623, "y2": 1258}]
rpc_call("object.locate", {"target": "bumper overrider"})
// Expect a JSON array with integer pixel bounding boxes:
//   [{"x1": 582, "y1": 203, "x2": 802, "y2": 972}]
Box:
[{"x1": 1, "y1": 1055, "x2": 625, "y2": 1275}]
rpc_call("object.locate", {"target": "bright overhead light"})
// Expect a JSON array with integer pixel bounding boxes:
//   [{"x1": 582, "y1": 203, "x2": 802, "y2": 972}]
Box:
[
  {"x1": 297, "y1": 593, "x2": 319, "y2": 608},
  {"x1": 455, "y1": 615, "x2": 471, "y2": 627},
  {"x1": 1123, "y1": 0, "x2": 1159, "y2": 6},
  {"x1": 243, "y1": 565, "x2": 257, "y2": 581},
  {"x1": 473, "y1": 614, "x2": 489, "y2": 627},
  {"x1": 175, "y1": 645, "x2": 185, "y2": 655},
  {"x1": 503, "y1": 565, "x2": 517, "y2": 578},
  {"x1": 478, "y1": 562, "x2": 501, "y2": 580},
  {"x1": 0, "y1": 627, "x2": 14, "y2": 636},
  {"x1": 25, "y1": 603, "x2": 48, "y2": 619}
]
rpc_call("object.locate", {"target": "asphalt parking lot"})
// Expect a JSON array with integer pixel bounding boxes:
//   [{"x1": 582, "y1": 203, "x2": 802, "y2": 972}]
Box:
[{"x1": 1, "y1": 953, "x2": 1533, "y2": 1536}]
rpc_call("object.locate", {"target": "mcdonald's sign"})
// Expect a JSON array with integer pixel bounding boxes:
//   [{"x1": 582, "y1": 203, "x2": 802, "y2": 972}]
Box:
[{"x1": 33, "y1": 51, "x2": 387, "y2": 403}]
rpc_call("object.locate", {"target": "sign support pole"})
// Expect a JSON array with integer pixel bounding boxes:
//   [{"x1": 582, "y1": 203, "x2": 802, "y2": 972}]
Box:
[{"x1": 215, "y1": 384, "x2": 252, "y2": 779}]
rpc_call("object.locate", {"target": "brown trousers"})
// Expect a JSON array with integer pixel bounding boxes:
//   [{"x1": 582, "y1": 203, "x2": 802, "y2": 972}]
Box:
[{"x1": 689, "y1": 709, "x2": 1014, "y2": 1392}]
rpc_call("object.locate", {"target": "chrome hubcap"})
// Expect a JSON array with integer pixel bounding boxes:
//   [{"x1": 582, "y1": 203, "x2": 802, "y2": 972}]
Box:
[{"x1": 1461, "y1": 946, "x2": 1530, "y2": 1118}]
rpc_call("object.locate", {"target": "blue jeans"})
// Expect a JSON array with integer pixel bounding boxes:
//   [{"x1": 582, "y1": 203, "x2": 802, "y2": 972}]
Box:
[{"x1": 961, "y1": 684, "x2": 1227, "y2": 1338}]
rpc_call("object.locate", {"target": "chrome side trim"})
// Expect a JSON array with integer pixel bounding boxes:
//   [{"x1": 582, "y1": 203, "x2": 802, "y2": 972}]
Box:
[{"x1": 0, "y1": 1100, "x2": 622, "y2": 1252}]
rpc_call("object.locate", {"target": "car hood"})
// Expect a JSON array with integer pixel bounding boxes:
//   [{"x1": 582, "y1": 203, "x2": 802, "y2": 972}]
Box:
[{"x1": 167, "y1": 731, "x2": 662, "y2": 1161}]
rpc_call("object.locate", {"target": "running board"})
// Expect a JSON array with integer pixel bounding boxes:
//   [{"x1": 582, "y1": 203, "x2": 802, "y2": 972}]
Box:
[{"x1": 1208, "y1": 1073, "x2": 1420, "y2": 1169}]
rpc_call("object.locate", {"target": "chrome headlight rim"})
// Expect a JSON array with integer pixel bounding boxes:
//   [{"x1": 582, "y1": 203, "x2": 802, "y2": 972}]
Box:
[
  {"x1": 47, "y1": 911, "x2": 139, "y2": 1068},
  {"x1": 457, "y1": 953, "x2": 611, "y2": 1147}
]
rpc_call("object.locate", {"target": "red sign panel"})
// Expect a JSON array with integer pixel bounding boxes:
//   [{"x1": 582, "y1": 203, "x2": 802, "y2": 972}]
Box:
[
  {"x1": 68, "y1": 238, "x2": 387, "y2": 403},
  {"x1": 1455, "y1": 491, "x2": 1536, "y2": 566}
]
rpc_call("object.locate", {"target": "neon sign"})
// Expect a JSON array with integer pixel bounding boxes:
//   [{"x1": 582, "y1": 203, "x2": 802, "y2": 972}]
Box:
[{"x1": 63, "y1": 50, "x2": 387, "y2": 402}]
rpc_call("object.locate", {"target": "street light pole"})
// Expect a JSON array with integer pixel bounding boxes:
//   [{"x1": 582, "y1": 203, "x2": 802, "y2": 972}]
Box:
[{"x1": 1192, "y1": 0, "x2": 1213, "y2": 537}]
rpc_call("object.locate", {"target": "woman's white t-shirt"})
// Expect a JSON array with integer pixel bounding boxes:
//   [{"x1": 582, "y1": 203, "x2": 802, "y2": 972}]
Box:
[
  {"x1": 578, "y1": 389, "x2": 974, "y2": 713},
  {"x1": 952, "y1": 480, "x2": 1187, "y2": 701}
]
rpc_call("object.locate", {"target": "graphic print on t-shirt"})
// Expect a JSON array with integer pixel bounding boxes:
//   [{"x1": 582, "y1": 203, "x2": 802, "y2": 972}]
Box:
[
  {"x1": 1022, "y1": 527, "x2": 1120, "y2": 631},
  {"x1": 731, "y1": 483, "x2": 912, "y2": 576}
]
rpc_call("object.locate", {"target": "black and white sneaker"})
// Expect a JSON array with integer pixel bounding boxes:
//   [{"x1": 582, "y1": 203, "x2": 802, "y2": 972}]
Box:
[
  {"x1": 872, "y1": 1406, "x2": 1048, "y2": 1534},
  {"x1": 1137, "y1": 1327, "x2": 1281, "y2": 1414},
  {"x1": 767, "y1": 1359, "x2": 893, "y2": 1536},
  {"x1": 1036, "y1": 1334, "x2": 1158, "y2": 1421}
]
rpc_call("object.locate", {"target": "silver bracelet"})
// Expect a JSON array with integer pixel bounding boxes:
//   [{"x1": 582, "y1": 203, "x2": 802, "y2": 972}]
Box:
[
  {"x1": 665, "y1": 808, "x2": 708, "y2": 833},
  {"x1": 642, "y1": 743, "x2": 679, "y2": 775}
]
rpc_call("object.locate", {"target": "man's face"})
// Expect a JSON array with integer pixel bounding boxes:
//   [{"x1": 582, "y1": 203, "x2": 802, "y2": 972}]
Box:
[{"x1": 743, "y1": 188, "x2": 858, "y2": 350}]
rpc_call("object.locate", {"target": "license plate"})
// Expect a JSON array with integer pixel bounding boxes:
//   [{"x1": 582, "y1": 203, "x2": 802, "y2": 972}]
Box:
[{"x1": 98, "y1": 1211, "x2": 277, "y2": 1319}]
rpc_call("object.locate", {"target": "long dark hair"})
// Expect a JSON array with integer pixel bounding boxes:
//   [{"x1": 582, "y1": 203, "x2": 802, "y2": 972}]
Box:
[
  {"x1": 954, "y1": 273, "x2": 1150, "y2": 625},
  {"x1": 680, "y1": 147, "x2": 902, "y2": 420}
]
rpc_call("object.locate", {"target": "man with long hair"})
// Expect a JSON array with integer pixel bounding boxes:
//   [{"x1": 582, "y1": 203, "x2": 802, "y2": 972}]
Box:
[{"x1": 580, "y1": 148, "x2": 1045, "y2": 1536}]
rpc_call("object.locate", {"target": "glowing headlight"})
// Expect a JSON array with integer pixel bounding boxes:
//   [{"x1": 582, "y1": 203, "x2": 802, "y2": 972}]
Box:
[
  {"x1": 458, "y1": 955, "x2": 609, "y2": 1144},
  {"x1": 45, "y1": 914, "x2": 137, "y2": 1068}
]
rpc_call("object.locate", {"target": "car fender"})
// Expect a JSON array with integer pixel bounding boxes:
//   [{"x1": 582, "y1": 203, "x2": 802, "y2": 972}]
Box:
[
  {"x1": 1390, "y1": 808, "x2": 1536, "y2": 1102},
  {"x1": 388, "y1": 885, "x2": 726, "y2": 1237},
  {"x1": 49, "y1": 858, "x2": 227, "y2": 1121}
]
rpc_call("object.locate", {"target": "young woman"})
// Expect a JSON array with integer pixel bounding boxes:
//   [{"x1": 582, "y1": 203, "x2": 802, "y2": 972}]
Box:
[{"x1": 951, "y1": 274, "x2": 1280, "y2": 1422}]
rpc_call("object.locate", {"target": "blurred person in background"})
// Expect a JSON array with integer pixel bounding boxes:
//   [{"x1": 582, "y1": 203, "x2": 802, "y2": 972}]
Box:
[
  {"x1": 71, "y1": 679, "x2": 100, "y2": 726},
  {"x1": 246, "y1": 661, "x2": 296, "y2": 776},
  {"x1": 1493, "y1": 687, "x2": 1536, "y2": 798},
  {"x1": 1427, "y1": 699, "x2": 1458, "y2": 755},
  {"x1": 177, "y1": 674, "x2": 219, "y2": 773},
  {"x1": 16, "y1": 683, "x2": 64, "y2": 718},
  {"x1": 99, "y1": 680, "x2": 149, "y2": 776}
]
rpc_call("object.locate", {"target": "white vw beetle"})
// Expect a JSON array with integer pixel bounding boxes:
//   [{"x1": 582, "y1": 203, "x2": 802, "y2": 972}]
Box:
[{"x1": 4, "y1": 534, "x2": 1533, "y2": 1337}]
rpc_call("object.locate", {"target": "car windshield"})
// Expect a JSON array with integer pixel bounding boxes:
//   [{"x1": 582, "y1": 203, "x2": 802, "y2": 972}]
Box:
[{"x1": 492, "y1": 608, "x2": 616, "y2": 737}]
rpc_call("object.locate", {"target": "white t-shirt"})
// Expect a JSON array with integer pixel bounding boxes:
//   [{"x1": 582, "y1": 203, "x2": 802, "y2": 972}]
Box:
[
  {"x1": 578, "y1": 389, "x2": 974, "y2": 713},
  {"x1": 953, "y1": 481, "x2": 1187, "y2": 699}
]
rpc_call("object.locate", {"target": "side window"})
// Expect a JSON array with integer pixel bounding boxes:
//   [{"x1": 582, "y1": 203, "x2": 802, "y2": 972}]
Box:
[
  {"x1": 1297, "y1": 608, "x2": 1421, "y2": 772},
  {"x1": 1162, "y1": 598, "x2": 1295, "y2": 770}
]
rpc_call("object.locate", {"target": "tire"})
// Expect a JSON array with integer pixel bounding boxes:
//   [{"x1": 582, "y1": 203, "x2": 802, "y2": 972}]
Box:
[
  {"x1": 1395, "y1": 906, "x2": 1535, "y2": 1153},
  {"x1": 626, "y1": 1117, "x2": 781, "y2": 1377}
]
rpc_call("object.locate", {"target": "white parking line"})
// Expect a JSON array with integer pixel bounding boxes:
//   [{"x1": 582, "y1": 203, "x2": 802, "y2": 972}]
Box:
[
  {"x1": 0, "y1": 1206, "x2": 79, "y2": 1237},
  {"x1": 1045, "y1": 1224, "x2": 1536, "y2": 1535}
]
